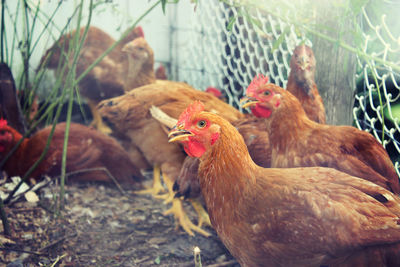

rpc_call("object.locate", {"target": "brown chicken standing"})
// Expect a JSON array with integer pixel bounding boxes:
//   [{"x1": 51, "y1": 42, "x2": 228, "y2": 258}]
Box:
[
  {"x1": 242, "y1": 77, "x2": 400, "y2": 194},
  {"x1": 39, "y1": 26, "x2": 146, "y2": 133},
  {"x1": 0, "y1": 119, "x2": 143, "y2": 186},
  {"x1": 173, "y1": 45, "x2": 325, "y2": 199},
  {"x1": 286, "y1": 44, "x2": 326, "y2": 124},
  {"x1": 169, "y1": 101, "x2": 400, "y2": 267},
  {"x1": 97, "y1": 81, "x2": 243, "y2": 236}
]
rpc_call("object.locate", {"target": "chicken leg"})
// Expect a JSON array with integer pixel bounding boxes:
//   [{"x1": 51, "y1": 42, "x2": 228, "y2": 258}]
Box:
[
  {"x1": 189, "y1": 199, "x2": 211, "y2": 228},
  {"x1": 162, "y1": 173, "x2": 211, "y2": 237},
  {"x1": 154, "y1": 170, "x2": 175, "y2": 203},
  {"x1": 88, "y1": 100, "x2": 112, "y2": 135},
  {"x1": 135, "y1": 165, "x2": 166, "y2": 196}
]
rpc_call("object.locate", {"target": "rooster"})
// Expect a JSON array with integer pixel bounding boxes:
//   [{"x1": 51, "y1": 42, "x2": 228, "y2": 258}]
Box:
[
  {"x1": 168, "y1": 101, "x2": 400, "y2": 267},
  {"x1": 287, "y1": 44, "x2": 326, "y2": 124},
  {"x1": 39, "y1": 26, "x2": 146, "y2": 133},
  {"x1": 0, "y1": 119, "x2": 143, "y2": 186},
  {"x1": 97, "y1": 80, "x2": 243, "y2": 236},
  {"x1": 242, "y1": 77, "x2": 400, "y2": 194}
]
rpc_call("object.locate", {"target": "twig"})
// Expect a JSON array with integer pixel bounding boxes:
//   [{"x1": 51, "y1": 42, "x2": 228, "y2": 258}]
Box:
[
  {"x1": 37, "y1": 233, "x2": 77, "y2": 253},
  {"x1": 55, "y1": 167, "x2": 126, "y2": 195},
  {"x1": 0, "y1": 247, "x2": 44, "y2": 256},
  {"x1": 206, "y1": 260, "x2": 238, "y2": 267},
  {"x1": 49, "y1": 253, "x2": 67, "y2": 267}
]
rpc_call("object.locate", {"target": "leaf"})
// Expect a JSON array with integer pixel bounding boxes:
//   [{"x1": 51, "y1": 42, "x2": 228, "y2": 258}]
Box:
[
  {"x1": 227, "y1": 16, "x2": 236, "y2": 32},
  {"x1": 154, "y1": 256, "x2": 161, "y2": 265},
  {"x1": 161, "y1": 0, "x2": 167, "y2": 14},
  {"x1": 384, "y1": 102, "x2": 400, "y2": 123},
  {"x1": 272, "y1": 26, "x2": 290, "y2": 52}
]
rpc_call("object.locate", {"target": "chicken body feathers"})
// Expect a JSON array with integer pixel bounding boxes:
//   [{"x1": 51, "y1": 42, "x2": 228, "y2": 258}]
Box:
[{"x1": 191, "y1": 111, "x2": 400, "y2": 267}]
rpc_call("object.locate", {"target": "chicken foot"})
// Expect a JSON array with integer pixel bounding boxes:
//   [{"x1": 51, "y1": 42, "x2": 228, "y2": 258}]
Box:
[
  {"x1": 135, "y1": 165, "x2": 166, "y2": 196},
  {"x1": 88, "y1": 101, "x2": 112, "y2": 135},
  {"x1": 189, "y1": 199, "x2": 211, "y2": 228},
  {"x1": 162, "y1": 174, "x2": 211, "y2": 237},
  {"x1": 154, "y1": 171, "x2": 175, "y2": 204}
]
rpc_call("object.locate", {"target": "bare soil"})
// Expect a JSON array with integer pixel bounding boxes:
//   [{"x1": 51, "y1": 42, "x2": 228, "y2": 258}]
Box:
[{"x1": 0, "y1": 174, "x2": 239, "y2": 267}]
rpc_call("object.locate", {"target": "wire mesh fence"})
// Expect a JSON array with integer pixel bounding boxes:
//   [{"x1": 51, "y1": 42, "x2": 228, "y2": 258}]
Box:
[{"x1": 172, "y1": 0, "x2": 400, "y2": 174}]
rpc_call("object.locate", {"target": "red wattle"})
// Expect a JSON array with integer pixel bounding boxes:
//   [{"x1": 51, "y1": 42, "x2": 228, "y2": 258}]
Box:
[
  {"x1": 184, "y1": 140, "x2": 206, "y2": 157},
  {"x1": 250, "y1": 104, "x2": 272, "y2": 118}
]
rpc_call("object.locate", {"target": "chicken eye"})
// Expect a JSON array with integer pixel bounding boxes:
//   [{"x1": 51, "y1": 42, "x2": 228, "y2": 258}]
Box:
[
  {"x1": 197, "y1": 120, "x2": 207, "y2": 128},
  {"x1": 263, "y1": 90, "x2": 271, "y2": 96}
]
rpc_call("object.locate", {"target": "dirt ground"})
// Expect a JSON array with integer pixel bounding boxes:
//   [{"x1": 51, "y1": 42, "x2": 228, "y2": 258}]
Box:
[{"x1": 0, "y1": 174, "x2": 239, "y2": 267}]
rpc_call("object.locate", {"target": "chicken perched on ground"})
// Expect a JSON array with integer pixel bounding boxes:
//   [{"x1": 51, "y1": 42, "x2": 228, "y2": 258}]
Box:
[
  {"x1": 286, "y1": 44, "x2": 326, "y2": 123},
  {"x1": 242, "y1": 77, "x2": 400, "y2": 193},
  {"x1": 97, "y1": 80, "x2": 243, "y2": 236},
  {"x1": 0, "y1": 119, "x2": 143, "y2": 187},
  {"x1": 39, "y1": 26, "x2": 147, "y2": 133},
  {"x1": 169, "y1": 101, "x2": 400, "y2": 267}
]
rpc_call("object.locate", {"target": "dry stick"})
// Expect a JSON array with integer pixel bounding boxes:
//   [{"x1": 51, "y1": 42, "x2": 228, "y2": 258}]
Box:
[
  {"x1": 37, "y1": 234, "x2": 76, "y2": 253},
  {"x1": 206, "y1": 260, "x2": 238, "y2": 267},
  {"x1": 0, "y1": 234, "x2": 77, "y2": 261},
  {"x1": 54, "y1": 167, "x2": 126, "y2": 195},
  {"x1": 49, "y1": 254, "x2": 67, "y2": 267},
  {"x1": 0, "y1": 247, "x2": 44, "y2": 256}
]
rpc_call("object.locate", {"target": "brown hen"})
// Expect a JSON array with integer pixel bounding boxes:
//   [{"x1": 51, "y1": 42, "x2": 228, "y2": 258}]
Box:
[
  {"x1": 0, "y1": 120, "x2": 143, "y2": 187},
  {"x1": 242, "y1": 79, "x2": 400, "y2": 194},
  {"x1": 39, "y1": 26, "x2": 146, "y2": 133},
  {"x1": 287, "y1": 44, "x2": 326, "y2": 124},
  {"x1": 97, "y1": 80, "x2": 243, "y2": 236},
  {"x1": 169, "y1": 101, "x2": 400, "y2": 267}
]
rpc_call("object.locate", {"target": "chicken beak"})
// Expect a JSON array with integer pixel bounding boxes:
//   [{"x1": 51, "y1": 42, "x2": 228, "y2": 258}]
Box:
[
  {"x1": 298, "y1": 56, "x2": 309, "y2": 70},
  {"x1": 240, "y1": 96, "x2": 259, "y2": 109},
  {"x1": 168, "y1": 126, "x2": 194, "y2": 143},
  {"x1": 122, "y1": 44, "x2": 133, "y2": 53}
]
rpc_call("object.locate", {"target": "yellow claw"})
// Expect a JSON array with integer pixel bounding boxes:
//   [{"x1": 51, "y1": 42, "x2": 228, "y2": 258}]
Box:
[
  {"x1": 135, "y1": 165, "x2": 166, "y2": 196},
  {"x1": 162, "y1": 173, "x2": 211, "y2": 237},
  {"x1": 164, "y1": 198, "x2": 211, "y2": 237}
]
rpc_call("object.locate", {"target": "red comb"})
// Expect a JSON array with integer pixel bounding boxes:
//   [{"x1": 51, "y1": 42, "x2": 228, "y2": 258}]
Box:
[
  {"x1": 0, "y1": 119, "x2": 8, "y2": 127},
  {"x1": 178, "y1": 101, "x2": 205, "y2": 125},
  {"x1": 246, "y1": 74, "x2": 269, "y2": 95},
  {"x1": 136, "y1": 26, "x2": 144, "y2": 38},
  {"x1": 205, "y1": 87, "x2": 222, "y2": 97}
]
